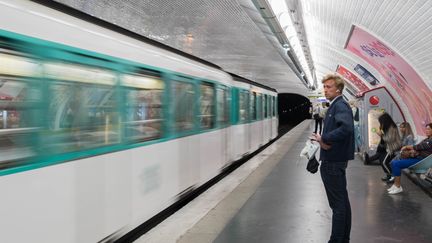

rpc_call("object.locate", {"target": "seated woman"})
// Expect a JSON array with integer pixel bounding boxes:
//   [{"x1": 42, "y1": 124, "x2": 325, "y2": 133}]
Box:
[
  {"x1": 394, "y1": 122, "x2": 416, "y2": 160},
  {"x1": 376, "y1": 113, "x2": 401, "y2": 181},
  {"x1": 388, "y1": 123, "x2": 432, "y2": 194}
]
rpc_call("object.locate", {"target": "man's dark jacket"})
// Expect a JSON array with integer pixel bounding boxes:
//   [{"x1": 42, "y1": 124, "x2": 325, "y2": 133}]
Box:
[{"x1": 320, "y1": 96, "x2": 355, "y2": 162}]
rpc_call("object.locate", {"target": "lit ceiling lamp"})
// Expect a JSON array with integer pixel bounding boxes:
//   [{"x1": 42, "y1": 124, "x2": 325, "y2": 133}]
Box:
[{"x1": 268, "y1": 0, "x2": 314, "y2": 88}]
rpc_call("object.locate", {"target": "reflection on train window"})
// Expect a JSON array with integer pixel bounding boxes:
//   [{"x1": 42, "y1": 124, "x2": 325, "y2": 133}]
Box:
[
  {"x1": 239, "y1": 91, "x2": 248, "y2": 122},
  {"x1": 251, "y1": 92, "x2": 257, "y2": 121},
  {"x1": 123, "y1": 73, "x2": 164, "y2": 142},
  {"x1": 46, "y1": 63, "x2": 119, "y2": 152},
  {"x1": 0, "y1": 53, "x2": 41, "y2": 167},
  {"x1": 269, "y1": 96, "x2": 273, "y2": 117},
  {"x1": 172, "y1": 80, "x2": 194, "y2": 132},
  {"x1": 272, "y1": 96, "x2": 276, "y2": 117},
  {"x1": 217, "y1": 86, "x2": 229, "y2": 126},
  {"x1": 258, "y1": 94, "x2": 263, "y2": 120},
  {"x1": 200, "y1": 82, "x2": 215, "y2": 129}
]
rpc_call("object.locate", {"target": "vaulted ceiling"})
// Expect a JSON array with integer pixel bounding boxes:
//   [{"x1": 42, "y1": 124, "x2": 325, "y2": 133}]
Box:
[{"x1": 53, "y1": 0, "x2": 432, "y2": 98}]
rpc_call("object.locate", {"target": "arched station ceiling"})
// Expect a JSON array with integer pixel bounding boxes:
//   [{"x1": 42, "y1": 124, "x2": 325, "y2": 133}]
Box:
[{"x1": 51, "y1": 0, "x2": 432, "y2": 99}]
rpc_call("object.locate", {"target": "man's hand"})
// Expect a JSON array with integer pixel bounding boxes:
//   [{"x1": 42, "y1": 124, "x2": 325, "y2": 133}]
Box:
[{"x1": 311, "y1": 133, "x2": 332, "y2": 150}]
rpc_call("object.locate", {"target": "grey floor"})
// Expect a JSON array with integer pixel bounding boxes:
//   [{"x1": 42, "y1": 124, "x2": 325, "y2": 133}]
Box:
[{"x1": 214, "y1": 127, "x2": 432, "y2": 243}]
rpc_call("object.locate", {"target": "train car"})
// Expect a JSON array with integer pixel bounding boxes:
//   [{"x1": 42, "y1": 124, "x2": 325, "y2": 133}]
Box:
[{"x1": 0, "y1": 1, "x2": 277, "y2": 242}]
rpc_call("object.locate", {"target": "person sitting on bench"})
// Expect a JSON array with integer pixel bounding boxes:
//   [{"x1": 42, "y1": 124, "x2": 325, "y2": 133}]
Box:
[{"x1": 388, "y1": 123, "x2": 432, "y2": 194}]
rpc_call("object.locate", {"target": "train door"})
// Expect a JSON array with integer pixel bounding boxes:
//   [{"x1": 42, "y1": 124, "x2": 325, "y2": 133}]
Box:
[
  {"x1": 170, "y1": 76, "x2": 200, "y2": 191},
  {"x1": 360, "y1": 87, "x2": 405, "y2": 154}
]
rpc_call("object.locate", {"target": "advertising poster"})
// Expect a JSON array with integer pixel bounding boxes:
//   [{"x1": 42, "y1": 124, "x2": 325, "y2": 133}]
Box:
[
  {"x1": 345, "y1": 25, "x2": 432, "y2": 135},
  {"x1": 354, "y1": 64, "x2": 380, "y2": 85},
  {"x1": 336, "y1": 65, "x2": 370, "y2": 94}
]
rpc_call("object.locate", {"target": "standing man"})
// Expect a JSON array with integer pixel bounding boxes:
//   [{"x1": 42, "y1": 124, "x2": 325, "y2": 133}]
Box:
[
  {"x1": 311, "y1": 73, "x2": 354, "y2": 243},
  {"x1": 313, "y1": 103, "x2": 323, "y2": 134}
]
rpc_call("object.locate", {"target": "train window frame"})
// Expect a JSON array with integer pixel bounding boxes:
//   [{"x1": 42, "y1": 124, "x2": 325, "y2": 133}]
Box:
[
  {"x1": 216, "y1": 85, "x2": 230, "y2": 128},
  {"x1": 199, "y1": 81, "x2": 216, "y2": 130},
  {"x1": 170, "y1": 77, "x2": 196, "y2": 134},
  {"x1": 0, "y1": 50, "x2": 44, "y2": 169},
  {"x1": 250, "y1": 92, "x2": 257, "y2": 121},
  {"x1": 238, "y1": 89, "x2": 249, "y2": 124},
  {"x1": 45, "y1": 68, "x2": 120, "y2": 154},
  {"x1": 122, "y1": 69, "x2": 165, "y2": 143},
  {"x1": 256, "y1": 93, "x2": 262, "y2": 120}
]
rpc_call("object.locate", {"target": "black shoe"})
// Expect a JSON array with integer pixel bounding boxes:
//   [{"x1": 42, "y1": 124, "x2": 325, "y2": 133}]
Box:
[
  {"x1": 381, "y1": 174, "x2": 391, "y2": 181},
  {"x1": 364, "y1": 153, "x2": 370, "y2": 165}
]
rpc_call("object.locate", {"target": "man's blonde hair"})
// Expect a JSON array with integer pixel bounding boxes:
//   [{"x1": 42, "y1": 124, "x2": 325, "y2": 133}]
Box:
[{"x1": 322, "y1": 73, "x2": 345, "y2": 91}]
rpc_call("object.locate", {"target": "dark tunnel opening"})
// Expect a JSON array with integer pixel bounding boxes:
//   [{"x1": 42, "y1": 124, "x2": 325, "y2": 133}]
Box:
[{"x1": 278, "y1": 93, "x2": 311, "y2": 131}]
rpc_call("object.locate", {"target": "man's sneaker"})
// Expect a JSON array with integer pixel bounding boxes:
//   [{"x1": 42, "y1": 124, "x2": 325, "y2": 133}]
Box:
[
  {"x1": 388, "y1": 176, "x2": 395, "y2": 182},
  {"x1": 388, "y1": 186, "x2": 403, "y2": 194},
  {"x1": 387, "y1": 184, "x2": 397, "y2": 192}
]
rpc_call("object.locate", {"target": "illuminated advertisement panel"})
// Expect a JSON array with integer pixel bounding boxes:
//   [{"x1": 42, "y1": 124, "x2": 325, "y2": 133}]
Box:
[
  {"x1": 354, "y1": 64, "x2": 380, "y2": 85},
  {"x1": 336, "y1": 65, "x2": 369, "y2": 93},
  {"x1": 345, "y1": 25, "x2": 432, "y2": 135}
]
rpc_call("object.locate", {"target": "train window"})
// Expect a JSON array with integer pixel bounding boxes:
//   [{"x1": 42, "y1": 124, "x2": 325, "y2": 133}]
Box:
[
  {"x1": 200, "y1": 82, "x2": 215, "y2": 129},
  {"x1": 251, "y1": 92, "x2": 257, "y2": 121},
  {"x1": 239, "y1": 91, "x2": 248, "y2": 122},
  {"x1": 257, "y1": 93, "x2": 262, "y2": 120},
  {"x1": 268, "y1": 95, "x2": 272, "y2": 118},
  {"x1": 172, "y1": 80, "x2": 195, "y2": 132},
  {"x1": 264, "y1": 95, "x2": 268, "y2": 118},
  {"x1": 269, "y1": 96, "x2": 273, "y2": 117},
  {"x1": 0, "y1": 53, "x2": 42, "y2": 168},
  {"x1": 123, "y1": 73, "x2": 164, "y2": 142},
  {"x1": 45, "y1": 62, "x2": 119, "y2": 153},
  {"x1": 217, "y1": 86, "x2": 230, "y2": 126}
]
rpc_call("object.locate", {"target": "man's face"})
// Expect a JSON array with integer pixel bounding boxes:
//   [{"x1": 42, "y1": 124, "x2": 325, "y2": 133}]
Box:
[{"x1": 323, "y1": 79, "x2": 339, "y2": 101}]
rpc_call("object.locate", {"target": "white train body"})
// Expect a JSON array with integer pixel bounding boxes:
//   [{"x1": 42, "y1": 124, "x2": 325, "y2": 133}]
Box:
[{"x1": 0, "y1": 1, "x2": 277, "y2": 242}]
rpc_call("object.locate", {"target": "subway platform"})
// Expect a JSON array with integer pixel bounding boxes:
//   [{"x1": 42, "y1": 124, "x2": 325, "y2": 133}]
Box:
[{"x1": 136, "y1": 120, "x2": 432, "y2": 243}]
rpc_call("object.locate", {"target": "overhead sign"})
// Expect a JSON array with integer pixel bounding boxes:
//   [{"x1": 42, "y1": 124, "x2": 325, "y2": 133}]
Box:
[
  {"x1": 345, "y1": 25, "x2": 432, "y2": 135},
  {"x1": 354, "y1": 64, "x2": 380, "y2": 85}
]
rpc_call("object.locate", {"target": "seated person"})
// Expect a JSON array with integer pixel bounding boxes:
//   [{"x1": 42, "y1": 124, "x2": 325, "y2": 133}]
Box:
[
  {"x1": 376, "y1": 113, "x2": 401, "y2": 181},
  {"x1": 387, "y1": 123, "x2": 432, "y2": 194},
  {"x1": 393, "y1": 121, "x2": 416, "y2": 161}
]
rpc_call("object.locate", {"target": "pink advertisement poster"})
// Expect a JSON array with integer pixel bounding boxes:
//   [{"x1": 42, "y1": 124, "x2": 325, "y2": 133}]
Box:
[
  {"x1": 345, "y1": 25, "x2": 432, "y2": 135},
  {"x1": 336, "y1": 65, "x2": 370, "y2": 94}
]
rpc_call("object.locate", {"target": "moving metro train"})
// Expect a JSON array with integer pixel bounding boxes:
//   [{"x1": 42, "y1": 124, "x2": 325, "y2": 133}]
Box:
[{"x1": 0, "y1": 1, "x2": 278, "y2": 242}]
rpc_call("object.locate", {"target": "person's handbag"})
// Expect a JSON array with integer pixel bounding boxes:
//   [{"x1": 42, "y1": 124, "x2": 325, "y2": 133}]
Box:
[
  {"x1": 300, "y1": 140, "x2": 319, "y2": 160},
  {"x1": 300, "y1": 140, "x2": 320, "y2": 174},
  {"x1": 400, "y1": 149, "x2": 419, "y2": 159},
  {"x1": 306, "y1": 156, "x2": 319, "y2": 174}
]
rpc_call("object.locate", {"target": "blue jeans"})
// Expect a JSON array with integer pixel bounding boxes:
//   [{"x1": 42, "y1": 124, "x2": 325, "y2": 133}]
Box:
[
  {"x1": 391, "y1": 158, "x2": 421, "y2": 176},
  {"x1": 354, "y1": 124, "x2": 361, "y2": 151},
  {"x1": 320, "y1": 161, "x2": 351, "y2": 243}
]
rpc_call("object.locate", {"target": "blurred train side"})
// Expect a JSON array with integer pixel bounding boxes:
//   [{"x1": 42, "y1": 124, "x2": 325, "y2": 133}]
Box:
[{"x1": 0, "y1": 1, "x2": 277, "y2": 242}]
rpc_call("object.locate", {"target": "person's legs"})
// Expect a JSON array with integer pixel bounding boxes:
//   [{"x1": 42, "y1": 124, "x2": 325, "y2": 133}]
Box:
[
  {"x1": 354, "y1": 125, "x2": 361, "y2": 152},
  {"x1": 380, "y1": 153, "x2": 395, "y2": 180},
  {"x1": 389, "y1": 158, "x2": 421, "y2": 191},
  {"x1": 320, "y1": 161, "x2": 351, "y2": 243},
  {"x1": 393, "y1": 176, "x2": 401, "y2": 187},
  {"x1": 314, "y1": 119, "x2": 319, "y2": 133},
  {"x1": 318, "y1": 118, "x2": 323, "y2": 134}
]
